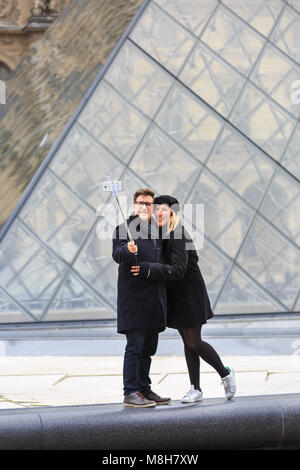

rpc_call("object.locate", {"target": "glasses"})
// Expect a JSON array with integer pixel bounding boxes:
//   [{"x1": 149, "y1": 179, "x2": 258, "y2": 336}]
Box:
[{"x1": 135, "y1": 201, "x2": 153, "y2": 207}]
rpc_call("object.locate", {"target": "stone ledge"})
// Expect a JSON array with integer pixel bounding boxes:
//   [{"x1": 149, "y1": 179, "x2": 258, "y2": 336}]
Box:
[
  {"x1": 1, "y1": 314, "x2": 300, "y2": 339},
  {"x1": 0, "y1": 393, "x2": 299, "y2": 450}
]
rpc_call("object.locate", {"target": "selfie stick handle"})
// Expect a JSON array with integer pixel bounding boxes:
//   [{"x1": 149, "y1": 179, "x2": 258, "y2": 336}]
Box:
[{"x1": 112, "y1": 184, "x2": 138, "y2": 260}]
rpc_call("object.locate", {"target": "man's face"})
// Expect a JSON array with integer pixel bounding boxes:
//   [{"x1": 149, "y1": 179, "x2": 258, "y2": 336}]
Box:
[{"x1": 134, "y1": 195, "x2": 154, "y2": 222}]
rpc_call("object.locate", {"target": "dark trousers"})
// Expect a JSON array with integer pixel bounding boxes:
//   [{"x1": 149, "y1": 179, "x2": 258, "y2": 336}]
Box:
[{"x1": 123, "y1": 328, "x2": 159, "y2": 396}]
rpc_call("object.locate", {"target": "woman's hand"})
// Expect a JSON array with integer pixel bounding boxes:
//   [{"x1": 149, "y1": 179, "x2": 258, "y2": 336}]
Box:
[
  {"x1": 127, "y1": 241, "x2": 138, "y2": 254},
  {"x1": 131, "y1": 265, "x2": 140, "y2": 276}
]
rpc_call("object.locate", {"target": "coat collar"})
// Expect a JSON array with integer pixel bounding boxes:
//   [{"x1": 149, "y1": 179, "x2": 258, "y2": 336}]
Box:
[{"x1": 127, "y1": 213, "x2": 159, "y2": 240}]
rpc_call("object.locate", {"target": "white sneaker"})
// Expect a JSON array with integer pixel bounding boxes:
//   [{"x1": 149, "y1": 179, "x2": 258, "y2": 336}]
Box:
[
  {"x1": 221, "y1": 366, "x2": 236, "y2": 400},
  {"x1": 181, "y1": 385, "x2": 203, "y2": 403}
]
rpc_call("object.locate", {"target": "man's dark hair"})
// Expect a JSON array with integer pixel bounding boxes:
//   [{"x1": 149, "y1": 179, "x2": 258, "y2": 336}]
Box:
[{"x1": 133, "y1": 188, "x2": 155, "y2": 203}]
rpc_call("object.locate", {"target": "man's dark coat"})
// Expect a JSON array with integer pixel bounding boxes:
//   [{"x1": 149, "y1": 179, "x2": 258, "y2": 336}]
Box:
[{"x1": 112, "y1": 215, "x2": 183, "y2": 334}]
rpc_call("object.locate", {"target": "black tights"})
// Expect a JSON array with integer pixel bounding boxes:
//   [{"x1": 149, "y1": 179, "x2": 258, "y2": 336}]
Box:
[{"x1": 178, "y1": 326, "x2": 228, "y2": 391}]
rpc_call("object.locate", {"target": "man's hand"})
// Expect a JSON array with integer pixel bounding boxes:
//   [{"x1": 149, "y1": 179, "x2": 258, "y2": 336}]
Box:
[
  {"x1": 131, "y1": 265, "x2": 140, "y2": 276},
  {"x1": 127, "y1": 241, "x2": 138, "y2": 254}
]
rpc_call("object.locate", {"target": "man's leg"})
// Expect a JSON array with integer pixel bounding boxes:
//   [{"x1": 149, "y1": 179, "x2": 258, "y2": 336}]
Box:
[
  {"x1": 123, "y1": 329, "x2": 145, "y2": 396},
  {"x1": 123, "y1": 329, "x2": 156, "y2": 407},
  {"x1": 139, "y1": 329, "x2": 159, "y2": 395},
  {"x1": 140, "y1": 329, "x2": 171, "y2": 405}
]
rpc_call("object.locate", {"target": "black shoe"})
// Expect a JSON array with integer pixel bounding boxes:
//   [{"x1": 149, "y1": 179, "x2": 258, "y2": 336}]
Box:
[
  {"x1": 123, "y1": 392, "x2": 156, "y2": 408},
  {"x1": 143, "y1": 390, "x2": 171, "y2": 405}
]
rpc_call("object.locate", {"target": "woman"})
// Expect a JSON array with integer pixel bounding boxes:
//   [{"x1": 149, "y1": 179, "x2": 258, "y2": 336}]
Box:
[{"x1": 130, "y1": 195, "x2": 236, "y2": 402}]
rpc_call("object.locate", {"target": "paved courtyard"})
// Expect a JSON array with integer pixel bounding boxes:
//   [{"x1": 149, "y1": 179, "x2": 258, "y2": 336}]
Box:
[{"x1": 0, "y1": 354, "x2": 299, "y2": 409}]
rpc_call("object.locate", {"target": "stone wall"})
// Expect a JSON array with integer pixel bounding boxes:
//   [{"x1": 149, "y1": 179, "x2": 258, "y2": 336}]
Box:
[
  {"x1": 0, "y1": 0, "x2": 144, "y2": 228},
  {"x1": 0, "y1": 1, "x2": 72, "y2": 72}
]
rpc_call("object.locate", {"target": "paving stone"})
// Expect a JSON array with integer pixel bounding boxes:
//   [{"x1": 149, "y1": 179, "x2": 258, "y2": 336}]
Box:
[{"x1": 0, "y1": 355, "x2": 299, "y2": 408}]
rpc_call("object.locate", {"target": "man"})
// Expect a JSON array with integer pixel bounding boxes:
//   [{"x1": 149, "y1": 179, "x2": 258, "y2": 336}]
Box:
[{"x1": 112, "y1": 188, "x2": 171, "y2": 408}]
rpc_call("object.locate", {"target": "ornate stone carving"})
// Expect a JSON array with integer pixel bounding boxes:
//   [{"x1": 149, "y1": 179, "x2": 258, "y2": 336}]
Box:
[
  {"x1": 0, "y1": 0, "x2": 15, "y2": 19},
  {"x1": 31, "y1": 1, "x2": 70, "y2": 16},
  {"x1": 31, "y1": 1, "x2": 49, "y2": 16},
  {"x1": 49, "y1": 0, "x2": 63, "y2": 13}
]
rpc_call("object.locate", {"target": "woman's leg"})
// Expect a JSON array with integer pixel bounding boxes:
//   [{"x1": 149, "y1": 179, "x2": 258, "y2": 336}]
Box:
[
  {"x1": 178, "y1": 328, "x2": 201, "y2": 391},
  {"x1": 182, "y1": 326, "x2": 229, "y2": 379}
]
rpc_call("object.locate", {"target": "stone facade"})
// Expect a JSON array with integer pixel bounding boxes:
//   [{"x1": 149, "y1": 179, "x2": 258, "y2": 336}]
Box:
[{"x1": 0, "y1": 1, "x2": 72, "y2": 77}]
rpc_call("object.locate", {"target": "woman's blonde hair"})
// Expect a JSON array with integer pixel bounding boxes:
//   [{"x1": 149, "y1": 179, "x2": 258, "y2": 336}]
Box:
[{"x1": 168, "y1": 209, "x2": 180, "y2": 233}]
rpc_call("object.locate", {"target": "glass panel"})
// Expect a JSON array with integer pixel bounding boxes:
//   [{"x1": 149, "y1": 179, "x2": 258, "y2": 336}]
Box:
[
  {"x1": 155, "y1": 0, "x2": 218, "y2": 36},
  {"x1": 130, "y1": 2, "x2": 196, "y2": 76},
  {"x1": 201, "y1": 5, "x2": 264, "y2": 76},
  {"x1": 259, "y1": 168, "x2": 300, "y2": 245},
  {"x1": 230, "y1": 82, "x2": 296, "y2": 161},
  {"x1": 0, "y1": 220, "x2": 68, "y2": 318},
  {"x1": 188, "y1": 168, "x2": 255, "y2": 258},
  {"x1": 251, "y1": 44, "x2": 300, "y2": 118},
  {"x1": 221, "y1": 0, "x2": 283, "y2": 37},
  {"x1": 73, "y1": 221, "x2": 118, "y2": 309},
  {"x1": 206, "y1": 124, "x2": 276, "y2": 208},
  {"x1": 271, "y1": 6, "x2": 300, "y2": 63},
  {"x1": 129, "y1": 124, "x2": 201, "y2": 202},
  {"x1": 236, "y1": 215, "x2": 300, "y2": 309},
  {"x1": 196, "y1": 238, "x2": 233, "y2": 307},
  {"x1": 155, "y1": 83, "x2": 222, "y2": 162},
  {"x1": 215, "y1": 265, "x2": 286, "y2": 314},
  {"x1": 280, "y1": 124, "x2": 300, "y2": 180},
  {"x1": 287, "y1": 0, "x2": 300, "y2": 13},
  {"x1": 78, "y1": 81, "x2": 150, "y2": 163},
  {"x1": 50, "y1": 124, "x2": 126, "y2": 210},
  {"x1": 19, "y1": 171, "x2": 95, "y2": 264},
  {"x1": 295, "y1": 292, "x2": 300, "y2": 311},
  {"x1": 179, "y1": 41, "x2": 245, "y2": 117},
  {"x1": 104, "y1": 40, "x2": 173, "y2": 119},
  {"x1": 0, "y1": 287, "x2": 33, "y2": 323},
  {"x1": 44, "y1": 270, "x2": 114, "y2": 322},
  {"x1": 117, "y1": 169, "x2": 151, "y2": 208}
]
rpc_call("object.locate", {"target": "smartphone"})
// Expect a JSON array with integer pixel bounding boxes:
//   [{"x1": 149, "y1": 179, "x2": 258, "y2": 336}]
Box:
[{"x1": 102, "y1": 181, "x2": 123, "y2": 194}]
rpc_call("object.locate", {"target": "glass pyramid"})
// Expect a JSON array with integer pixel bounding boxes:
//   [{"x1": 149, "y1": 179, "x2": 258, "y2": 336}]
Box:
[{"x1": 0, "y1": 0, "x2": 299, "y2": 323}]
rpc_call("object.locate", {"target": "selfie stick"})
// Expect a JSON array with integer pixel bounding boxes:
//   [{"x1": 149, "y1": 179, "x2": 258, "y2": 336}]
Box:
[
  {"x1": 111, "y1": 182, "x2": 138, "y2": 263},
  {"x1": 102, "y1": 181, "x2": 137, "y2": 255},
  {"x1": 112, "y1": 182, "x2": 134, "y2": 242}
]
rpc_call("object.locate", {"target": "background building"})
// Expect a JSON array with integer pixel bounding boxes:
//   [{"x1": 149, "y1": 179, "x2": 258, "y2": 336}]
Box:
[
  {"x1": 0, "y1": 0, "x2": 71, "y2": 78},
  {"x1": 0, "y1": 0, "x2": 299, "y2": 327}
]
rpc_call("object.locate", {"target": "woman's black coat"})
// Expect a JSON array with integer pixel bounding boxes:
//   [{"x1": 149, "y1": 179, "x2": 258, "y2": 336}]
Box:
[
  {"x1": 112, "y1": 215, "x2": 185, "y2": 334},
  {"x1": 138, "y1": 226, "x2": 214, "y2": 328}
]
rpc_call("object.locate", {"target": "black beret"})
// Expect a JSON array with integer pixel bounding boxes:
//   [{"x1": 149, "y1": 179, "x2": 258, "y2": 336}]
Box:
[{"x1": 154, "y1": 195, "x2": 180, "y2": 212}]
